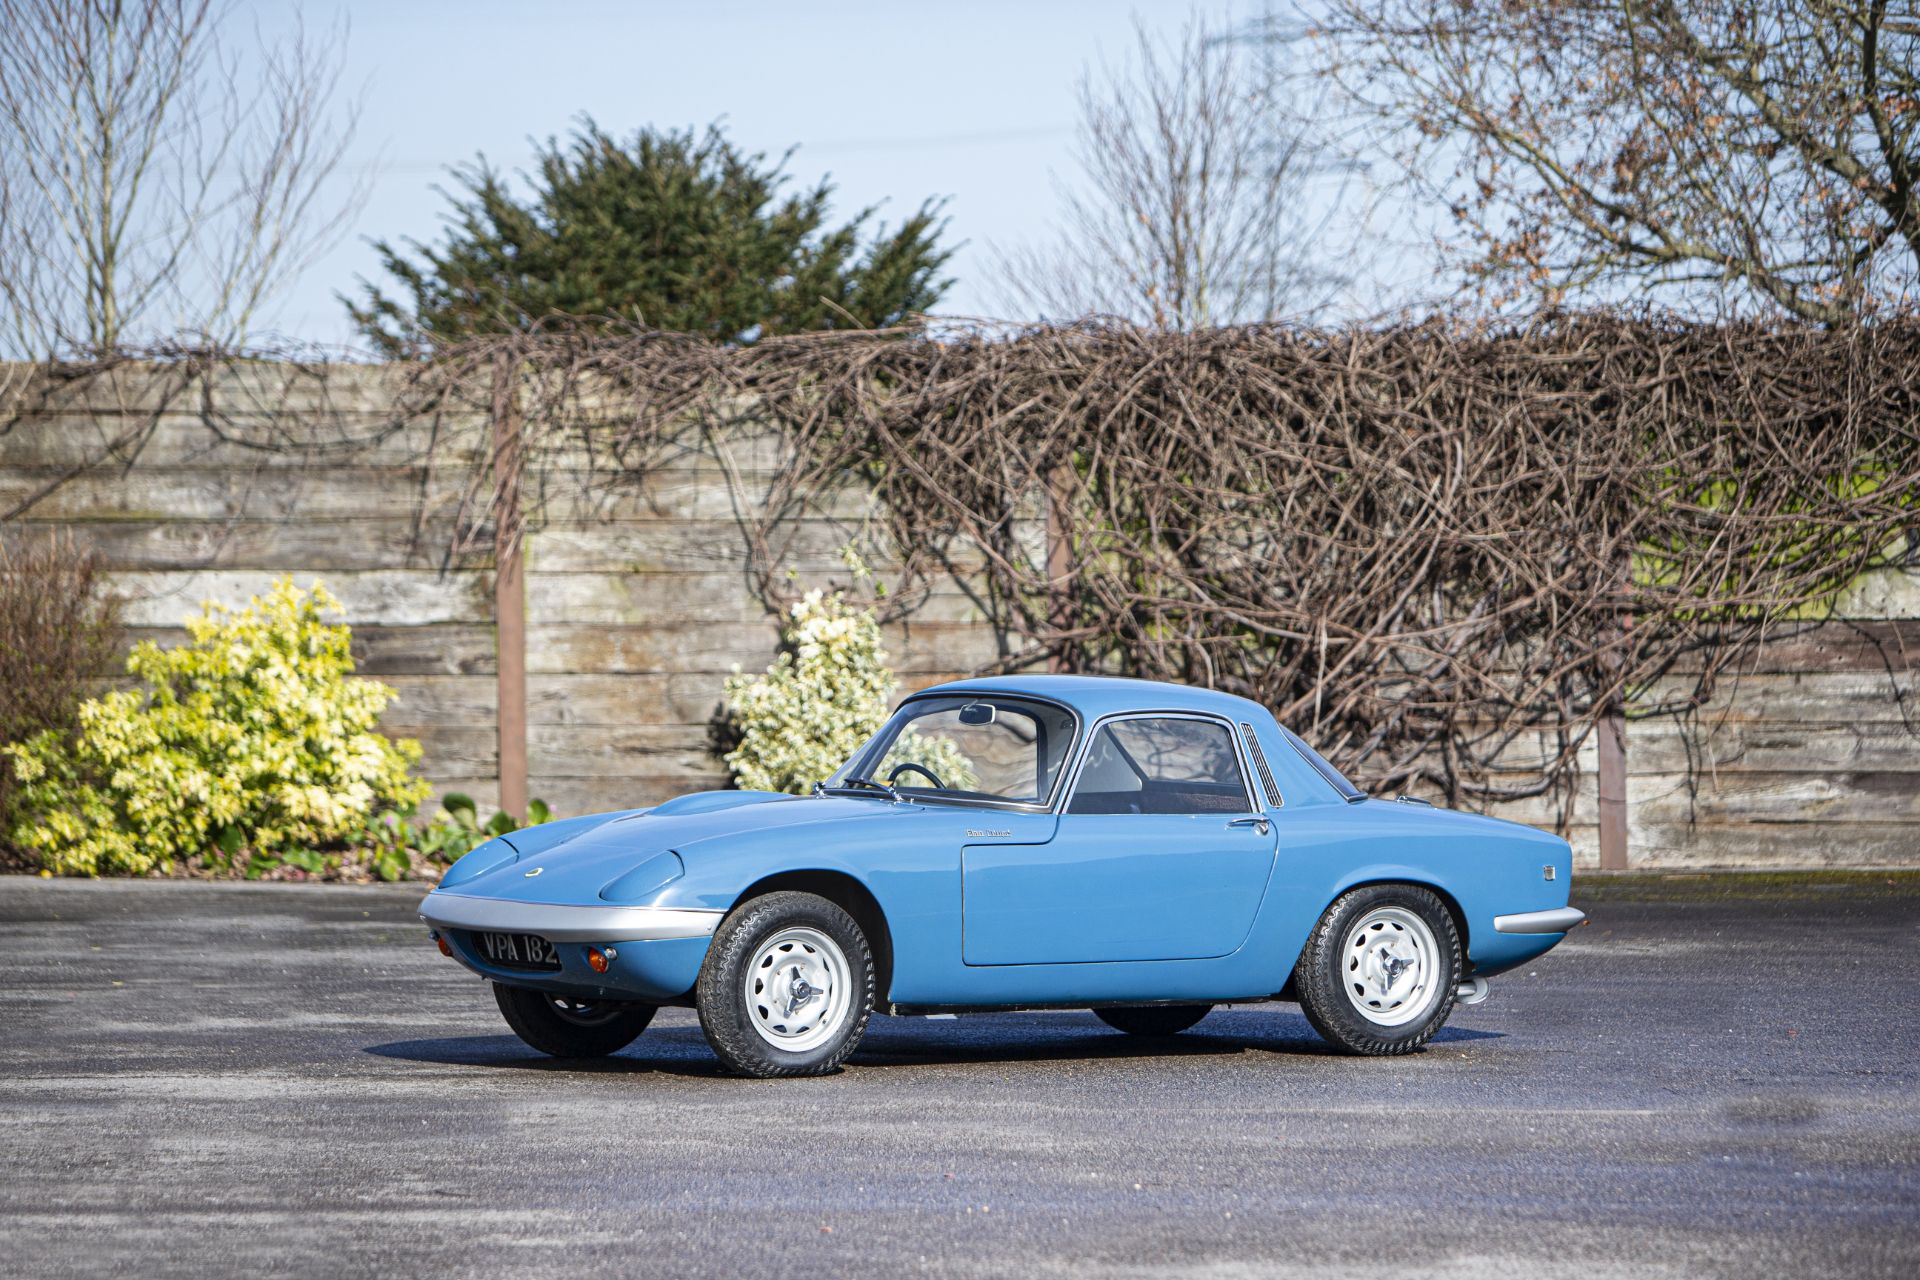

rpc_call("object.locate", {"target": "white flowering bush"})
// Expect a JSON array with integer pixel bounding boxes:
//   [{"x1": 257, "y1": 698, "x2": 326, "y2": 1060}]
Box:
[
  {"x1": 724, "y1": 590, "x2": 891, "y2": 793},
  {"x1": 723, "y1": 589, "x2": 974, "y2": 794},
  {"x1": 3, "y1": 578, "x2": 431, "y2": 876}
]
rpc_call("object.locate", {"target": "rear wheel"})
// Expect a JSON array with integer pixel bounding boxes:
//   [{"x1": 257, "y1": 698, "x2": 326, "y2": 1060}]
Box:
[
  {"x1": 492, "y1": 983, "x2": 655, "y2": 1058},
  {"x1": 1293, "y1": 884, "x2": 1460, "y2": 1056},
  {"x1": 695, "y1": 891, "x2": 876, "y2": 1077},
  {"x1": 1095, "y1": 1005, "x2": 1212, "y2": 1037}
]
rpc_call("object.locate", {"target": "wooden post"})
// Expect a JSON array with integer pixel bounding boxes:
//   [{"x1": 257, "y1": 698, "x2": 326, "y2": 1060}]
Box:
[
  {"x1": 1044, "y1": 464, "x2": 1071, "y2": 673},
  {"x1": 1596, "y1": 589, "x2": 1630, "y2": 871},
  {"x1": 490, "y1": 354, "x2": 528, "y2": 822},
  {"x1": 1597, "y1": 707, "x2": 1628, "y2": 870}
]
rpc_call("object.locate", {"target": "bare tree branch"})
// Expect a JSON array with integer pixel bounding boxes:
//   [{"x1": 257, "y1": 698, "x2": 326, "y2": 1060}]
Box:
[
  {"x1": 1304, "y1": 0, "x2": 1920, "y2": 322},
  {"x1": 993, "y1": 9, "x2": 1355, "y2": 329},
  {"x1": 0, "y1": 0, "x2": 365, "y2": 358}
]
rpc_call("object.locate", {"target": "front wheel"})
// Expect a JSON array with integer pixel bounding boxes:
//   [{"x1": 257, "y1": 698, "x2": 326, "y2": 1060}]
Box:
[
  {"x1": 1293, "y1": 884, "x2": 1460, "y2": 1056},
  {"x1": 695, "y1": 891, "x2": 876, "y2": 1077},
  {"x1": 1095, "y1": 1005, "x2": 1212, "y2": 1036},
  {"x1": 492, "y1": 983, "x2": 656, "y2": 1058}
]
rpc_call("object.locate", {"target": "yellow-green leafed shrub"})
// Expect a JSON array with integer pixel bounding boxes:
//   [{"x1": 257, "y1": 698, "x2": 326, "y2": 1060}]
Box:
[
  {"x1": 2, "y1": 578, "x2": 430, "y2": 876},
  {"x1": 723, "y1": 589, "x2": 974, "y2": 794}
]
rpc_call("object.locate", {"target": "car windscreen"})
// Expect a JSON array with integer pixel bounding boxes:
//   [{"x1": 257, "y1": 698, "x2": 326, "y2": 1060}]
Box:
[{"x1": 831, "y1": 695, "x2": 1077, "y2": 806}]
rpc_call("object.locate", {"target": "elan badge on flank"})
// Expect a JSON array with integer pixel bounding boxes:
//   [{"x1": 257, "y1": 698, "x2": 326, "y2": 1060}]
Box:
[{"x1": 523, "y1": 866, "x2": 543, "y2": 877}]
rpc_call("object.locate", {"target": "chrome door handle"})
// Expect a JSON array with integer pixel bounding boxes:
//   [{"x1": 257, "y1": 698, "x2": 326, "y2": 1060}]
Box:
[{"x1": 1228, "y1": 816, "x2": 1271, "y2": 835}]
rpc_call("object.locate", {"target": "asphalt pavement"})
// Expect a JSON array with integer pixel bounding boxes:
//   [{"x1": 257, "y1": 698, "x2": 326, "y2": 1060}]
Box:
[{"x1": 0, "y1": 873, "x2": 1915, "y2": 1279}]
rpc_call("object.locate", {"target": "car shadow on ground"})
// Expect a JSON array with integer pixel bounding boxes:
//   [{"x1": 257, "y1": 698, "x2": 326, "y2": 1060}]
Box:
[{"x1": 364, "y1": 1008, "x2": 1501, "y2": 1077}]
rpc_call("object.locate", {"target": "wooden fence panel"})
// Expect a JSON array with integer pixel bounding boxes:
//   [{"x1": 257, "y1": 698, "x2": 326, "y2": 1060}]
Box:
[{"x1": 1, "y1": 363, "x2": 1914, "y2": 867}]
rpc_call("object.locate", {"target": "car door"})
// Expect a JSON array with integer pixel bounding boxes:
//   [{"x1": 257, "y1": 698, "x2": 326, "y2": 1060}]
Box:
[{"x1": 961, "y1": 713, "x2": 1278, "y2": 965}]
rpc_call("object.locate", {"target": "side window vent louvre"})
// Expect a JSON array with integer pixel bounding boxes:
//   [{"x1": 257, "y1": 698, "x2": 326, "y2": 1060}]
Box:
[{"x1": 1239, "y1": 722, "x2": 1284, "y2": 808}]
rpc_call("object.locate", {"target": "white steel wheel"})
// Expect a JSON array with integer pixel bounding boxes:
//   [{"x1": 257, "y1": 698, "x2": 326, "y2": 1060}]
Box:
[
  {"x1": 697, "y1": 891, "x2": 877, "y2": 1077},
  {"x1": 742, "y1": 926, "x2": 852, "y2": 1054},
  {"x1": 1341, "y1": 905, "x2": 1443, "y2": 1027}
]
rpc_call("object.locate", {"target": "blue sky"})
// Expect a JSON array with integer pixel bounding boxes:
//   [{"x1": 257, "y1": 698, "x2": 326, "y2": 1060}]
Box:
[{"x1": 253, "y1": 0, "x2": 1288, "y2": 349}]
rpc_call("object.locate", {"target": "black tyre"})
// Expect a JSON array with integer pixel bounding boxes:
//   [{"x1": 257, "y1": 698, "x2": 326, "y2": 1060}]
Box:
[
  {"x1": 1095, "y1": 1004, "x2": 1212, "y2": 1036},
  {"x1": 1293, "y1": 884, "x2": 1461, "y2": 1056},
  {"x1": 492, "y1": 983, "x2": 656, "y2": 1058},
  {"x1": 695, "y1": 891, "x2": 876, "y2": 1078}
]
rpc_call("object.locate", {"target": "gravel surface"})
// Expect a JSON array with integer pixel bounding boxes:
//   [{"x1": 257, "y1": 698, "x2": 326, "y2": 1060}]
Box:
[{"x1": 0, "y1": 874, "x2": 1915, "y2": 1278}]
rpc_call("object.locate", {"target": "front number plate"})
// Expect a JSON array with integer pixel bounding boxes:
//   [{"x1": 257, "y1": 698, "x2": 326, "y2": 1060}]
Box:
[{"x1": 474, "y1": 931, "x2": 560, "y2": 971}]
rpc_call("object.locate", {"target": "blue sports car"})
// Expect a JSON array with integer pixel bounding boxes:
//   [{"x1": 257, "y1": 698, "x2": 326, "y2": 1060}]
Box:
[{"x1": 419, "y1": 675, "x2": 1584, "y2": 1077}]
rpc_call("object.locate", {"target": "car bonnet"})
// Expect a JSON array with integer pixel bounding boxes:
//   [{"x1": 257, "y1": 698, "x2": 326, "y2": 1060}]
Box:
[{"x1": 441, "y1": 794, "x2": 899, "y2": 904}]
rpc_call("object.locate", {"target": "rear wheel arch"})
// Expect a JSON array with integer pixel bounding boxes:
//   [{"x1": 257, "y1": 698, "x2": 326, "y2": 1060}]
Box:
[
  {"x1": 732, "y1": 870, "x2": 895, "y2": 1002},
  {"x1": 1328, "y1": 876, "x2": 1471, "y2": 971}
]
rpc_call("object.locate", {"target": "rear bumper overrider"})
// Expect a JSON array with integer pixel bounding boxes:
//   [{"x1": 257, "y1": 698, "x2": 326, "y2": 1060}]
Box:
[{"x1": 1491, "y1": 906, "x2": 1586, "y2": 934}]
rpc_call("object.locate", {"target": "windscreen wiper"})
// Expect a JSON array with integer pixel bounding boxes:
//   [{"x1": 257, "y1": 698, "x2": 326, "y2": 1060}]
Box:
[{"x1": 813, "y1": 776, "x2": 899, "y2": 801}]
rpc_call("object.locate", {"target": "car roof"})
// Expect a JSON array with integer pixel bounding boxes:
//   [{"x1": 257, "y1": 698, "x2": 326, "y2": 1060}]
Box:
[{"x1": 910, "y1": 674, "x2": 1273, "y2": 724}]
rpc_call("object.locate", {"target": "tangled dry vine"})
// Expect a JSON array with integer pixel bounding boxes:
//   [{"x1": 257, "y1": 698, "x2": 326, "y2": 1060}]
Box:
[
  {"x1": 5, "y1": 316, "x2": 1917, "y2": 818},
  {"x1": 418, "y1": 317, "x2": 1920, "y2": 813}
]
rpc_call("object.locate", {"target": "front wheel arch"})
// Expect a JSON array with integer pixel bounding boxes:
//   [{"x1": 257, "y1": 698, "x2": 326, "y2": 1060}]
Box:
[{"x1": 731, "y1": 869, "x2": 894, "y2": 1004}]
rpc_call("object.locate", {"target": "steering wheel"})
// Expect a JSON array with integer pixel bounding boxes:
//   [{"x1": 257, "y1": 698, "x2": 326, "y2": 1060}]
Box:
[{"x1": 886, "y1": 761, "x2": 947, "y2": 790}]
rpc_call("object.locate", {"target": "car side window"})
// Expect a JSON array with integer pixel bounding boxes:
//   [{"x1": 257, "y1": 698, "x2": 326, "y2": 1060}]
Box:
[{"x1": 1066, "y1": 717, "x2": 1252, "y2": 815}]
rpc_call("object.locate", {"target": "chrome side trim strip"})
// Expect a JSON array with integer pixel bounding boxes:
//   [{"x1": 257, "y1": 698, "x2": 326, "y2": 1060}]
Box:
[
  {"x1": 419, "y1": 891, "x2": 723, "y2": 942},
  {"x1": 1492, "y1": 906, "x2": 1587, "y2": 934}
]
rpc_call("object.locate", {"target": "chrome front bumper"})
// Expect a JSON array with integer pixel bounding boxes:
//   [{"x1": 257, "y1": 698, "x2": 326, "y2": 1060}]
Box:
[
  {"x1": 419, "y1": 891, "x2": 723, "y2": 942},
  {"x1": 1492, "y1": 906, "x2": 1587, "y2": 934}
]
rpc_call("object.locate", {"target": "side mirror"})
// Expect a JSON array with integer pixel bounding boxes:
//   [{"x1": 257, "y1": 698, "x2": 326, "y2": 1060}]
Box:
[{"x1": 958, "y1": 702, "x2": 996, "y2": 726}]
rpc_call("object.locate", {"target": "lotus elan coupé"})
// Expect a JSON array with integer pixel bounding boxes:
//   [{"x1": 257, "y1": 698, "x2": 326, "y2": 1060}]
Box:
[{"x1": 419, "y1": 675, "x2": 1584, "y2": 1077}]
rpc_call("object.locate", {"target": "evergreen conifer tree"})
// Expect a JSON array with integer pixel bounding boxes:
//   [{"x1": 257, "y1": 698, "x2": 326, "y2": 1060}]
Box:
[{"x1": 346, "y1": 120, "x2": 952, "y2": 353}]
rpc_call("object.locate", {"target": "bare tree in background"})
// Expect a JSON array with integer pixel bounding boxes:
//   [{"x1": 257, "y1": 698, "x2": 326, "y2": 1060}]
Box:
[
  {"x1": 0, "y1": 0, "x2": 363, "y2": 359},
  {"x1": 1306, "y1": 1, "x2": 1919, "y2": 322},
  {"x1": 993, "y1": 11, "x2": 1349, "y2": 329}
]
